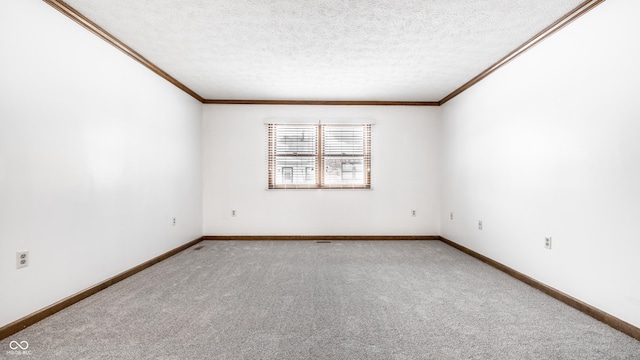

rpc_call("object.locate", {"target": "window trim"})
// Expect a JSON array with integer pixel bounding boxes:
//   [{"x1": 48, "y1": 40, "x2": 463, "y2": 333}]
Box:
[{"x1": 267, "y1": 122, "x2": 372, "y2": 189}]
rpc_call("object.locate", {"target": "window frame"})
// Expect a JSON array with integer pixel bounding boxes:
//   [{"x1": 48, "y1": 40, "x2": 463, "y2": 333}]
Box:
[{"x1": 267, "y1": 123, "x2": 371, "y2": 189}]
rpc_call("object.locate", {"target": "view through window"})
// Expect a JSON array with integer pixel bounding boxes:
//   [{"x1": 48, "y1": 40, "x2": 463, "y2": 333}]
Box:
[{"x1": 267, "y1": 123, "x2": 371, "y2": 189}]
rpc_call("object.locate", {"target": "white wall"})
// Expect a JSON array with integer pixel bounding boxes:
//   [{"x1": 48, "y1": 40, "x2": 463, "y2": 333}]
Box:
[
  {"x1": 441, "y1": 0, "x2": 640, "y2": 328},
  {"x1": 203, "y1": 105, "x2": 441, "y2": 236},
  {"x1": 0, "y1": 0, "x2": 202, "y2": 328}
]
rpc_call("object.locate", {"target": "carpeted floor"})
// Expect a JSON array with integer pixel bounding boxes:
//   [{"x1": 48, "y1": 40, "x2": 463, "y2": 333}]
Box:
[{"x1": 2, "y1": 240, "x2": 639, "y2": 359}]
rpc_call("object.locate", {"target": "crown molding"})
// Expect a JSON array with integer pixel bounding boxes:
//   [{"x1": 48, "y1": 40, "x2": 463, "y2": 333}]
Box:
[
  {"x1": 43, "y1": 0, "x2": 205, "y2": 103},
  {"x1": 203, "y1": 99, "x2": 439, "y2": 106},
  {"x1": 43, "y1": 0, "x2": 605, "y2": 107},
  {"x1": 439, "y1": 0, "x2": 605, "y2": 105}
]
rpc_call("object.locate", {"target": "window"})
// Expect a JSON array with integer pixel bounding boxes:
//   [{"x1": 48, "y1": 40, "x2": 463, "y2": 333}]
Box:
[{"x1": 267, "y1": 122, "x2": 372, "y2": 189}]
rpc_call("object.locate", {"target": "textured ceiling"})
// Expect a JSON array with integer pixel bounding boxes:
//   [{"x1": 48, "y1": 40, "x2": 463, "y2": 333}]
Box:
[{"x1": 62, "y1": 0, "x2": 586, "y2": 102}]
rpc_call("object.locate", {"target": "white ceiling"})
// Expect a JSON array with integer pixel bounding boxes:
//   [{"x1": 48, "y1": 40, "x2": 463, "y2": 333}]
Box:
[{"x1": 62, "y1": 0, "x2": 586, "y2": 102}]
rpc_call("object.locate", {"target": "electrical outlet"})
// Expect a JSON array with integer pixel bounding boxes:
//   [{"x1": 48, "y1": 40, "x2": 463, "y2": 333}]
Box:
[
  {"x1": 411, "y1": 210, "x2": 416, "y2": 217},
  {"x1": 478, "y1": 220, "x2": 483, "y2": 230},
  {"x1": 545, "y1": 237, "x2": 552, "y2": 249},
  {"x1": 16, "y1": 251, "x2": 28, "y2": 269},
  {"x1": 232, "y1": 210, "x2": 237, "y2": 217},
  {"x1": 172, "y1": 217, "x2": 176, "y2": 226},
  {"x1": 450, "y1": 212, "x2": 454, "y2": 220}
]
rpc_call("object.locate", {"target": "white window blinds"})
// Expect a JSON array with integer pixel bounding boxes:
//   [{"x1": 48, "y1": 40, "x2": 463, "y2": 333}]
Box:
[
  {"x1": 267, "y1": 123, "x2": 372, "y2": 189},
  {"x1": 267, "y1": 124, "x2": 319, "y2": 189}
]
